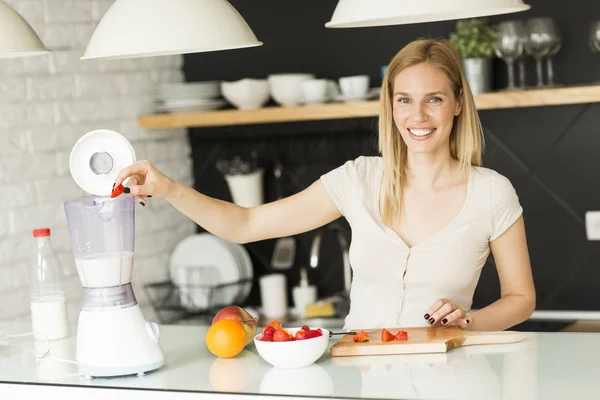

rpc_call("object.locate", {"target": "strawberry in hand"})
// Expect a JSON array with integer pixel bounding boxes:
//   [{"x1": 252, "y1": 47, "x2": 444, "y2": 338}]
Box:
[{"x1": 110, "y1": 184, "x2": 124, "y2": 198}]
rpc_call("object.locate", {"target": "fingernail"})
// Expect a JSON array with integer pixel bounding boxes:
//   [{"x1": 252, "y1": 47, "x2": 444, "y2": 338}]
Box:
[
  {"x1": 123, "y1": 187, "x2": 130, "y2": 194},
  {"x1": 428, "y1": 318, "x2": 435, "y2": 324},
  {"x1": 466, "y1": 319, "x2": 471, "y2": 324},
  {"x1": 112, "y1": 183, "x2": 115, "y2": 189},
  {"x1": 147, "y1": 195, "x2": 152, "y2": 198},
  {"x1": 424, "y1": 314, "x2": 430, "y2": 320},
  {"x1": 140, "y1": 201, "x2": 146, "y2": 207},
  {"x1": 442, "y1": 318, "x2": 448, "y2": 325}
]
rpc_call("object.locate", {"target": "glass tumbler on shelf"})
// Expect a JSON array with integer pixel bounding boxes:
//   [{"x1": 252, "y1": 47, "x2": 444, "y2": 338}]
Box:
[
  {"x1": 524, "y1": 18, "x2": 554, "y2": 88},
  {"x1": 495, "y1": 20, "x2": 525, "y2": 91}
]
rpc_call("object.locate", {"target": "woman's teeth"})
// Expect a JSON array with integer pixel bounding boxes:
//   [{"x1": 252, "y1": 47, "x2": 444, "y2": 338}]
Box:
[{"x1": 408, "y1": 128, "x2": 435, "y2": 137}]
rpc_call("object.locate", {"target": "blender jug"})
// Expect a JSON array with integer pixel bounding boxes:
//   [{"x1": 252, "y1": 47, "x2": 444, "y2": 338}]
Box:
[{"x1": 64, "y1": 195, "x2": 135, "y2": 289}]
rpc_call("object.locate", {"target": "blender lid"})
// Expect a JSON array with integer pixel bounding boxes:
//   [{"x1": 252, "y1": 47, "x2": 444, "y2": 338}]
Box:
[{"x1": 69, "y1": 129, "x2": 137, "y2": 196}]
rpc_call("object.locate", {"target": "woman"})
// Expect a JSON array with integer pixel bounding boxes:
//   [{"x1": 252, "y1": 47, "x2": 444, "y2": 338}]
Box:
[{"x1": 114, "y1": 39, "x2": 535, "y2": 331}]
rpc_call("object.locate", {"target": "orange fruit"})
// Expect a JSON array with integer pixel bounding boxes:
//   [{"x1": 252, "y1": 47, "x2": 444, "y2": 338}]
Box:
[{"x1": 206, "y1": 319, "x2": 247, "y2": 358}]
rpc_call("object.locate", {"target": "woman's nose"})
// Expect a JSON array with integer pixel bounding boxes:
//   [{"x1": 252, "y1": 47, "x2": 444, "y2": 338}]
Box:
[{"x1": 411, "y1": 104, "x2": 428, "y2": 122}]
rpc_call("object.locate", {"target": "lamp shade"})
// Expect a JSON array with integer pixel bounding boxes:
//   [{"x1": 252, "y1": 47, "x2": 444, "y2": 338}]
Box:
[
  {"x1": 0, "y1": 0, "x2": 49, "y2": 58},
  {"x1": 326, "y1": 0, "x2": 531, "y2": 28},
  {"x1": 82, "y1": 0, "x2": 262, "y2": 60}
]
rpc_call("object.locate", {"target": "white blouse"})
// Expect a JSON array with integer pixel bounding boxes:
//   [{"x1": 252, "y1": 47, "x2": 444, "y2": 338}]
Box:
[{"x1": 320, "y1": 156, "x2": 523, "y2": 330}]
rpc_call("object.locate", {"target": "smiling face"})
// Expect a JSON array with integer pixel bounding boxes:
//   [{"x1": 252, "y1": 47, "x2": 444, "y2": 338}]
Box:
[{"x1": 392, "y1": 62, "x2": 463, "y2": 157}]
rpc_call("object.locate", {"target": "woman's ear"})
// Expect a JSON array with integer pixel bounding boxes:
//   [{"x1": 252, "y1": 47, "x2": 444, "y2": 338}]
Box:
[{"x1": 455, "y1": 88, "x2": 464, "y2": 116}]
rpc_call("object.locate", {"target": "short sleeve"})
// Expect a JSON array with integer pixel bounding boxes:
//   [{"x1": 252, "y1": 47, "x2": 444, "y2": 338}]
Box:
[
  {"x1": 320, "y1": 159, "x2": 359, "y2": 216},
  {"x1": 489, "y1": 172, "x2": 523, "y2": 241}
]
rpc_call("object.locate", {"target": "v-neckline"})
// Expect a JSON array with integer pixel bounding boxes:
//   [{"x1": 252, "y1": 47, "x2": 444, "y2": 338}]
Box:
[{"x1": 375, "y1": 163, "x2": 474, "y2": 251}]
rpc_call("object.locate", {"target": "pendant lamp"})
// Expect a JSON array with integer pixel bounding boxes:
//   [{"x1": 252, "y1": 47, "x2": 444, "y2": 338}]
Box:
[
  {"x1": 326, "y1": 0, "x2": 531, "y2": 28},
  {"x1": 82, "y1": 0, "x2": 262, "y2": 60},
  {"x1": 0, "y1": 0, "x2": 49, "y2": 58}
]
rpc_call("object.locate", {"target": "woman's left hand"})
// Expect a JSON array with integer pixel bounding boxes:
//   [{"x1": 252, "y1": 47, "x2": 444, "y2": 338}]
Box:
[{"x1": 424, "y1": 298, "x2": 473, "y2": 330}]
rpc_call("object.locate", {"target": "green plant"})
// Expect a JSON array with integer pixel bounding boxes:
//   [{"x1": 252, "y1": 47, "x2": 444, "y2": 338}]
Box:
[{"x1": 449, "y1": 18, "x2": 497, "y2": 59}]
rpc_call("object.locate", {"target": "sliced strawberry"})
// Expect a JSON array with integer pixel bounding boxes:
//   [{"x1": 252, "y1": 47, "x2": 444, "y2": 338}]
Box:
[
  {"x1": 301, "y1": 325, "x2": 310, "y2": 332},
  {"x1": 295, "y1": 330, "x2": 308, "y2": 340},
  {"x1": 353, "y1": 330, "x2": 369, "y2": 342},
  {"x1": 260, "y1": 334, "x2": 274, "y2": 342},
  {"x1": 381, "y1": 328, "x2": 395, "y2": 342},
  {"x1": 262, "y1": 325, "x2": 276, "y2": 336},
  {"x1": 316, "y1": 328, "x2": 322, "y2": 334},
  {"x1": 394, "y1": 330, "x2": 408, "y2": 341}
]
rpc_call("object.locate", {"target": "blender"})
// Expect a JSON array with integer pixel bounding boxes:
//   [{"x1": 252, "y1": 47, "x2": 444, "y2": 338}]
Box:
[{"x1": 64, "y1": 129, "x2": 164, "y2": 379}]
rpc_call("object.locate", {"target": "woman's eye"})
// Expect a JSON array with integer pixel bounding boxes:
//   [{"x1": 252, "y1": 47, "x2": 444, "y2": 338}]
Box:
[
  {"x1": 397, "y1": 97, "x2": 410, "y2": 104},
  {"x1": 429, "y1": 96, "x2": 442, "y2": 103}
]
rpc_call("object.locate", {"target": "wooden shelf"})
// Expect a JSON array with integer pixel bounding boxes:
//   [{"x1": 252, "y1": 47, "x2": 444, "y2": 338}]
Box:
[{"x1": 138, "y1": 84, "x2": 600, "y2": 129}]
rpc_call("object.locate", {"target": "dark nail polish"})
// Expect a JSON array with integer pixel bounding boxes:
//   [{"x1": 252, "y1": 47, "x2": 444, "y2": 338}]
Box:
[
  {"x1": 147, "y1": 195, "x2": 152, "y2": 198},
  {"x1": 428, "y1": 318, "x2": 435, "y2": 324},
  {"x1": 140, "y1": 202, "x2": 146, "y2": 207},
  {"x1": 466, "y1": 319, "x2": 471, "y2": 324},
  {"x1": 123, "y1": 187, "x2": 130, "y2": 194},
  {"x1": 442, "y1": 318, "x2": 448, "y2": 325},
  {"x1": 424, "y1": 314, "x2": 430, "y2": 320},
  {"x1": 112, "y1": 183, "x2": 115, "y2": 189}
]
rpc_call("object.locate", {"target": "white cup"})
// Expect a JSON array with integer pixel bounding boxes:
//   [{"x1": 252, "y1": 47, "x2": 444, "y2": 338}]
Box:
[
  {"x1": 339, "y1": 75, "x2": 370, "y2": 99},
  {"x1": 301, "y1": 79, "x2": 327, "y2": 105},
  {"x1": 260, "y1": 274, "x2": 288, "y2": 319},
  {"x1": 224, "y1": 169, "x2": 264, "y2": 208}
]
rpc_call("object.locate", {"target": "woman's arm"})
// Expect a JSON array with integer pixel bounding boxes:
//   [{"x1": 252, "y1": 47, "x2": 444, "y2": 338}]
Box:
[
  {"x1": 167, "y1": 179, "x2": 342, "y2": 244},
  {"x1": 114, "y1": 160, "x2": 342, "y2": 244},
  {"x1": 467, "y1": 216, "x2": 536, "y2": 331}
]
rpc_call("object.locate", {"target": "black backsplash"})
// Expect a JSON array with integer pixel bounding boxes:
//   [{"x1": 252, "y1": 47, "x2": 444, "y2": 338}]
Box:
[{"x1": 182, "y1": 0, "x2": 600, "y2": 327}]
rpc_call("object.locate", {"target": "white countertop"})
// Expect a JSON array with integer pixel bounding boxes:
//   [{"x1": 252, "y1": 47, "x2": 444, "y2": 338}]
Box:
[{"x1": 1, "y1": 319, "x2": 600, "y2": 400}]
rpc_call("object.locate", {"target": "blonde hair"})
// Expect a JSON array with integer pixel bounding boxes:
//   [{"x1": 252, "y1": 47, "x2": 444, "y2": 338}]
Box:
[{"x1": 379, "y1": 38, "x2": 484, "y2": 226}]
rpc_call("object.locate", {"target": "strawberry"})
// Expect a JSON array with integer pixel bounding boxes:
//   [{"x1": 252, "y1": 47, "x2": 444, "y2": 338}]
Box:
[
  {"x1": 273, "y1": 329, "x2": 292, "y2": 342},
  {"x1": 352, "y1": 330, "x2": 369, "y2": 342},
  {"x1": 301, "y1": 325, "x2": 310, "y2": 332},
  {"x1": 260, "y1": 334, "x2": 274, "y2": 342},
  {"x1": 394, "y1": 330, "x2": 408, "y2": 341},
  {"x1": 110, "y1": 184, "x2": 124, "y2": 199},
  {"x1": 306, "y1": 329, "x2": 322, "y2": 339},
  {"x1": 262, "y1": 325, "x2": 276, "y2": 336},
  {"x1": 268, "y1": 321, "x2": 282, "y2": 330},
  {"x1": 316, "y1": 328, "x2": 322, "y2": 334},
  {"x1": 295, "y1": 330, "x2": 309, "y2": 341},
  {"x1": 381, "y1": 329, "x2": 395, "y2": 342}
]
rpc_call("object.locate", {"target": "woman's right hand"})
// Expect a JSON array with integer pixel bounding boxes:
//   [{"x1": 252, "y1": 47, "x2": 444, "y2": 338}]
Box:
[{"x1": 113, "y1": 160, "x2": 177, "y2": 205}]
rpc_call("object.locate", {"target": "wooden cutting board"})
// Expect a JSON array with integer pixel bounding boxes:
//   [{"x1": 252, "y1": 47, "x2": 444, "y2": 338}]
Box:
[{"x1": 330, "y1": 326, "x2": 526, "y2": 357}]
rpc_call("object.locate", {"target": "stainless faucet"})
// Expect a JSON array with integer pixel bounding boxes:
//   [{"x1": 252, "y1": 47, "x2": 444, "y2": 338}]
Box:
[{"x1": 309, "y1": 224, "x2": 352, "y2": 298}]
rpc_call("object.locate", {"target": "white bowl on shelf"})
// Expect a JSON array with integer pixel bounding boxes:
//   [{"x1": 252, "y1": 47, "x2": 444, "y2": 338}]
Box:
[
  {"x1": 221, "y1": 78, "x2": 270, "y2": 110},
  {"x1": 253, "y1": 327, "x2": 329, "y2": 368},
  {"x1": 268, "y1": 73, "x2": 315, "y2": 107}
]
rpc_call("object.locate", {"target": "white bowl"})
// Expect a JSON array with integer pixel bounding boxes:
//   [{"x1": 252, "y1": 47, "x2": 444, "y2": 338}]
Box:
[
  {"x1": 253, "y1": 327, "x2": 329, "y2": 369},
  {"x1": 268, "y1": 74, "x2": 315, "y2": 107},
  {"x1": 221, "y1": 78, "x2": 270, "y2": 110}
]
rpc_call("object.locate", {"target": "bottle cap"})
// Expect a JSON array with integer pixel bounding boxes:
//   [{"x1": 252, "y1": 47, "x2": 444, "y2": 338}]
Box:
[
  {"x1": 33, "y1": 228, "x2": 51, "y2": 237},
  {"x1": 69, "y1": 129, "x2": 136, "y2": 196}
]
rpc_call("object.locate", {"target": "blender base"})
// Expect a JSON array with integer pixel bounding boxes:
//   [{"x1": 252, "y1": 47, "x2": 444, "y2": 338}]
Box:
[{"x1": 76, "y1": 304, "x2": 164, "y2": 378}]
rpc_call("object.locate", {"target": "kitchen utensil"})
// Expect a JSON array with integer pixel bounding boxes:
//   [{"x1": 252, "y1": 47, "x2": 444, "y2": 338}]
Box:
[
  {"x1": 65, "y1": 130, "x2": 164, "y2": 379},
  {"x1": 330, "y1": 326, "x2": 525, "y2": 357},
  {"x1": 329, "y1": 331, "x2": 356, "y2": 337},
  {"x1": 270, "y1": 163, "x2": 296, "y2": 270}
]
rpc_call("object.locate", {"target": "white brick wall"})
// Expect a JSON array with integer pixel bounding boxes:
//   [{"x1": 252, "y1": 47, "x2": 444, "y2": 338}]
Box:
[{"x1": 0, "y1": 0, "x2": 196, "y2": 322}]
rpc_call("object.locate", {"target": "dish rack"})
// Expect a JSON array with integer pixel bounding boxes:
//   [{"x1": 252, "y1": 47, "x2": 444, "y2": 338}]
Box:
[{"x1": 143, "y1": 278, "x2": 254, "y2": 325}]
